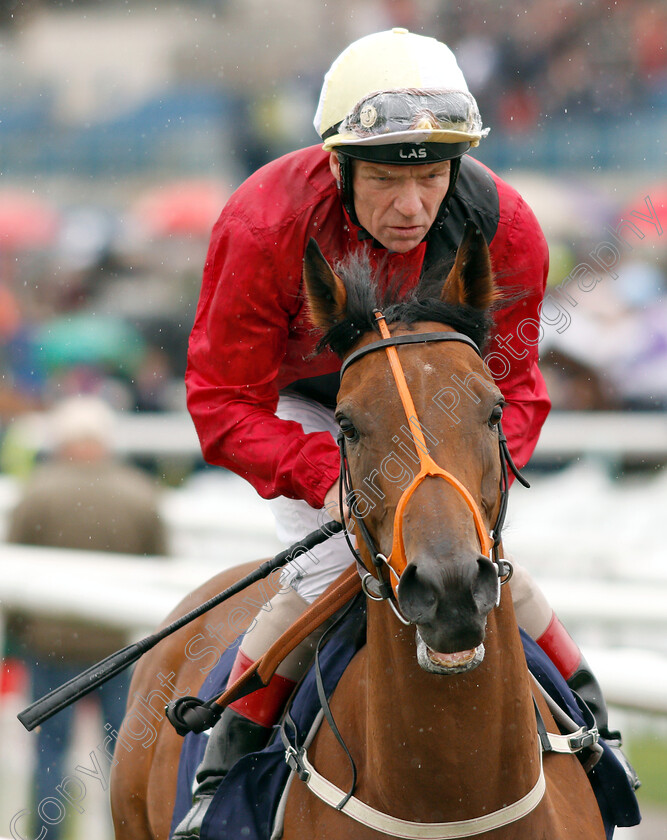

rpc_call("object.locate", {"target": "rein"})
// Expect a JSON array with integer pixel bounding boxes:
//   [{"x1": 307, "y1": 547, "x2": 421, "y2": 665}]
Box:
[{"x1": 339, "y1": 310, "x2": 524, "y2": 607}]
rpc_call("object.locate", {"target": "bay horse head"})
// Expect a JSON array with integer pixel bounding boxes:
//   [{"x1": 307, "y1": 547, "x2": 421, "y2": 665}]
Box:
[{"x1": 304, "y1": 223, "x2": 520, "y2": 676}]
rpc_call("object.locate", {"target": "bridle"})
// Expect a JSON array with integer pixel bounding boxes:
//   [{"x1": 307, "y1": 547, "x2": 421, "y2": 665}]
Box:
[
  {"x1": 337, "y1": 309, "x2": 528, "y2": 612},
  {"x1": 281, "y1": 313, "x2": 600, "y2": 837}
]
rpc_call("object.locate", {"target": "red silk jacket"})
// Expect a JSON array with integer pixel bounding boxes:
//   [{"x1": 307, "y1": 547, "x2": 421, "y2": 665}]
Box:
[{"x1": 186, "y1": 145, "x2": 551, "y2": 509}]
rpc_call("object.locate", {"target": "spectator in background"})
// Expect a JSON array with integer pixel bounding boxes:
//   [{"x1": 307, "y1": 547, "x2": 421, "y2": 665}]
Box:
[
  {"x1": 0, "y1": 282, "x2": 44, "y2": 428},
  {"x1": 6, "y1": 395, "x2": 168, "y2": 840}
]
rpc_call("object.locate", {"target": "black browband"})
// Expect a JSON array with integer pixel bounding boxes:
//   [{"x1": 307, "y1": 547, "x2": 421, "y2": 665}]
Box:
[{"x1": 339, "y1": 331, "x2": 482, "y2": 380}]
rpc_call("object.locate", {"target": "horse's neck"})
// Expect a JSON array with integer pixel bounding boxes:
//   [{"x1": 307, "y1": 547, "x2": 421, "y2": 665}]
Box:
[{"x1": 362, "y1": 593, "x2": 540, "y2": 819}]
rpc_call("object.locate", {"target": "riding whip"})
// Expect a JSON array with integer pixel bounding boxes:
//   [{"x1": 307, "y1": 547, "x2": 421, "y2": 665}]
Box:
[{"x1": 17, "y1": 519, "x2": 343, "y2": 732}]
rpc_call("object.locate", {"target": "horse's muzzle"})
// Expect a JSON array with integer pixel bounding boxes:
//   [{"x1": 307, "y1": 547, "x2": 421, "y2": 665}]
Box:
[{"x1": 397, "y1": 554, "x2": 499, "y2": 659}]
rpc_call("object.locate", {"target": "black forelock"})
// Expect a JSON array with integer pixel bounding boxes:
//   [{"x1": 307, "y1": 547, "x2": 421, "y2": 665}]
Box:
[{"x1": 314, "y1": 250, "x2": 494, "y2": 358}]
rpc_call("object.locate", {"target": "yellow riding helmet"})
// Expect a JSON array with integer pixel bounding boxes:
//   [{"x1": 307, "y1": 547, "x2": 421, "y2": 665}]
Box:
[{"x1": 314, "y1": 28, "x2": 488, "y2": 161}]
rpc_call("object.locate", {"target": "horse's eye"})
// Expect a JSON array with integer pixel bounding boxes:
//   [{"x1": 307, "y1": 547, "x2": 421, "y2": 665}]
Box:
[
  {"x1": 337, "y1": 416, "x2": 359, "y2": 443},
  {"x1": 488, "y1": 403, "x2": 504, "y2": 427}
]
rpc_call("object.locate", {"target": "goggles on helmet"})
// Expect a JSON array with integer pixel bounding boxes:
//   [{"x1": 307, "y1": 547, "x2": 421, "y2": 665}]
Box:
[
  {"x1": 322, "y1": 88, "x2": 487, "y2": 152},
  {"x1": 341, "y1": 89, "x2": 476, "y2": 136}
]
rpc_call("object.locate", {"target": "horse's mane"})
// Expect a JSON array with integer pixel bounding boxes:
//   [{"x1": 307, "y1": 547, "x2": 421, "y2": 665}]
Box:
[{"x1": 315, "y1": 250, "x2": 494, "y2": 358}]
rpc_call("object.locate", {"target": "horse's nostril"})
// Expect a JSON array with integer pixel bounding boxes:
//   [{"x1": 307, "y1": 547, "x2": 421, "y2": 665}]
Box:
[
  {"x1": 397, "y1": 555, "x2": 499, "y2": 633},
  {"x1": 474, "y1": 556, "x2": 500, "y2": 614},
  {"x1": 397, "y1": 564, "x2": 438, "y2": 624}
]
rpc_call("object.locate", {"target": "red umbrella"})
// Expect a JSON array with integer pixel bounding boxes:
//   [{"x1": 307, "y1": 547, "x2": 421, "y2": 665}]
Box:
[
  {"x1": 0, "y1": 189, "x2": 60, "y2": 250},
  {"x1": 617, "y1": 183, "x2": 666, "y2": 242},
  {"x1": 130, "y1": 179, "x2": 229, "y2": 239}
]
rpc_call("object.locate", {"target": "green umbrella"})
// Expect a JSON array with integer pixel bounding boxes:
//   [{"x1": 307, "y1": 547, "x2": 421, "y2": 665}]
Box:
[{"x1": 33, "y1": 313, "x2": 146, "y2": 374}]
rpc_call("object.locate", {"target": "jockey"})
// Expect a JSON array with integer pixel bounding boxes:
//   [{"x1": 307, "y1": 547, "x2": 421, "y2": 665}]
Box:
[{"x1": 174, "y1": 28, "x2": 633, "y2": 839}]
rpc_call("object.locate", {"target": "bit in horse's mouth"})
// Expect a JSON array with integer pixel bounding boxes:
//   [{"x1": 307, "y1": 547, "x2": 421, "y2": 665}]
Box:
[{"x1": 415, "y1": 631, "x2": 485, "y2": 675}]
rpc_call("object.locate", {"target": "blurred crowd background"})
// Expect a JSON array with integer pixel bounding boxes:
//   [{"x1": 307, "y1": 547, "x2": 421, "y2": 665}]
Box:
[
  {"x1": 0, "y1": 2, "x2": 666, "y2": 837},
  {"x1": 0, "y1": 0, "x2": 665, "y2": 456}
]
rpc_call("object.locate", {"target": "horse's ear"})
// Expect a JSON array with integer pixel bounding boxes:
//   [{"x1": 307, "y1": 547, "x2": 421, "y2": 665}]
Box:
[
  {"x1": 303, "y1": 238, "x2": 348, "y2": 329},
  {"x1": 441, "y1": 221, "x2": 496, "y2": 310}
]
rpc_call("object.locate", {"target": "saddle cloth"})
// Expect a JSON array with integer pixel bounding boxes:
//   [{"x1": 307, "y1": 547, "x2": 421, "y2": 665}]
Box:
[{"x1": 171, "y1": 598, "x2": 640, "y2": 840}]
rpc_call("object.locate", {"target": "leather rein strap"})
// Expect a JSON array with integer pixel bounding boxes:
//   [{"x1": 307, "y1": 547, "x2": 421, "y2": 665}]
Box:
[{"x1": 212, "y1": 565, "x2": 361, "y2": 710}]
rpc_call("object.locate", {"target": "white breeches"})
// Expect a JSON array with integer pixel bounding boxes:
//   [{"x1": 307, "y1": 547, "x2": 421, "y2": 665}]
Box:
[{"x1": 267, "y1": 393, "x2": 354, "y2": 605}]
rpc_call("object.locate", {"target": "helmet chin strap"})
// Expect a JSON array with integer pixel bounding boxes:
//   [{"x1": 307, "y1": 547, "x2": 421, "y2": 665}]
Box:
[
  {"x1": 336, "y1": 152, "x2": 462, "y2": 239},
  {"x1": 433, "y1": 155, "x2": 461, "y2": 228}
]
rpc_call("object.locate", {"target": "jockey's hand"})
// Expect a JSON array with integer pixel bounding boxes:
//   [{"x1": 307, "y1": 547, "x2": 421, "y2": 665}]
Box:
[{"x1": 323, "y1": 479, "x2": 350, "y2": 525}]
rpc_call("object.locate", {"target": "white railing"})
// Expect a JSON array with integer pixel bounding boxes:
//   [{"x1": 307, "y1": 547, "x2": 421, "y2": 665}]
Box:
[
  {"x1": 1, "y1": 452, "x2": 666, "y2": 709},
  {"x1": 0, "y1": 543, "x2": 666, "y2": 715},
  {"x1": 8, "y1": 409, "x2": 667, "y2": 463}
]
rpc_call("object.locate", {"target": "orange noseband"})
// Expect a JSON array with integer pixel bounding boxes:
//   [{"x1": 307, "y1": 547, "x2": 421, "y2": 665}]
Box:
[{"x1": 365, "y1": 311, "x2": 492, "y2": 595}]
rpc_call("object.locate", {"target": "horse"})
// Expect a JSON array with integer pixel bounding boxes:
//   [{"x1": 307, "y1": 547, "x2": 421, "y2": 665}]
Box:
[{"x1": 110, "y1": 224, "x2": 605, "y2": 839}]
